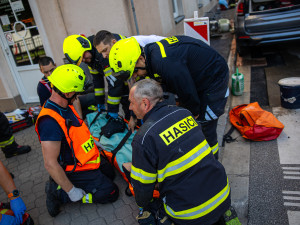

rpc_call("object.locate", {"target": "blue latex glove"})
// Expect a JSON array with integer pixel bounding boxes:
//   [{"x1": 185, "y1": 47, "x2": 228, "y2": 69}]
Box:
[
  {"x1": 10, "y1": 197, "x2": 26, "y2": 225},
  {"x1": 108, "y1": 112, "x2": 118, "y2": 119},
  {"x1": 219, "y1": 0, "x2": 229, "y2": 8},
  {"x1": 97, "y1": 104, "x2": 106, "y2": 112},
  {"x1": 0, "y1": 214, "x2": 18, "y2": 225}
]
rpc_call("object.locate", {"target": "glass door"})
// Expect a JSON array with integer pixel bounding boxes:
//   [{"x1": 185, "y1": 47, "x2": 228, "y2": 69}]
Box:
[{"x1": 0, "y1": 0, "x2": 46, "y2": 103}]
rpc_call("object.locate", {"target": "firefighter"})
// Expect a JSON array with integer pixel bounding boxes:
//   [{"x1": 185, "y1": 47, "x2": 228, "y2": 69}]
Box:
[
  {"x1": 35, "y1": 65, "x2": 119, "y2": 217},
  {"x1": 37, "y1": 56, "x2": 84, "y2": 119},
  {"x1": 0, "y1": 160, "x2": 27, "y2": 225},
  {"x1": 109, "y1": 36, "x2": 229, "y2": 159},
  {"x1": 129, "y1": 79, "x2": 231, "y2": 225},
  {"x1": 63, "y1": 34, "x2": 126, "y2": 137},
  {"x1": 0, "y1": 111, "x2": 31, "y2": 158},
  {"x1": 93, "y1": 30, "x2": 165, "y2": 131}
]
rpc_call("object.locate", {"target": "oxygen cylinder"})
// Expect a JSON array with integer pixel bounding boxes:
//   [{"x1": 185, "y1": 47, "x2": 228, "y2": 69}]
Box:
[{"x1": 231, "y1": 68, "x2": 244, "y2": 96}]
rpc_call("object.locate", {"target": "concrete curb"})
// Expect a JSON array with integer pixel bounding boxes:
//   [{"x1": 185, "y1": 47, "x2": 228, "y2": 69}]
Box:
[{"x1": 220, "y1": 37, "x2": 251, "y2": 225}]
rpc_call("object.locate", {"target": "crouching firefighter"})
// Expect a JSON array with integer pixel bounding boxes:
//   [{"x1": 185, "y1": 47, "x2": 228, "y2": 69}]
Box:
[
  {"x1": 109, "y1": 36, "x2": 230, "y2": 160},
  {"x1": 129, "y1": 79, "x2": 239, "y2": 225},
  {"x1": 35, "y1": 64, "x2": 119, "y2": 217}
]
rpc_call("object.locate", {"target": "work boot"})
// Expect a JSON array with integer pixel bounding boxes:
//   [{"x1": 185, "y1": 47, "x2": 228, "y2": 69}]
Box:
[
  {"x1": 157, "y1": 216, "x2": 174, "y2": 225},
  {"x1": 136, "y1": 210, "x2": 157, "y2": 225},
  {"x1": 45, "y1": 179, "x2": 61, "y2": 217},
  {"x1": 2, "y1": 141, "x2": 31, "y2": 158},
  {"x1": 100, "y1": 114, "x2": 126, "y2": 138},
  {"x1": 223, "y1": 206, "x2": 241, "y2": 225}
]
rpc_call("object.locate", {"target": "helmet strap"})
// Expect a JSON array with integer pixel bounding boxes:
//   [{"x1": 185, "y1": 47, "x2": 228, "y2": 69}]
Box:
[{"x1": 53, "y1": 86, "x2": 78, "y2": 105}]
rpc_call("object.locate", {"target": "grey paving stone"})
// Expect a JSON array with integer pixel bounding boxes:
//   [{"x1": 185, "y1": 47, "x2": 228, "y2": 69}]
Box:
[
  {"x1": 122, "y1": 214, "x2": 139, "y2": 225},
  {"x1": 70, "y1": 215, "x2": 88, "y2": 225},
  {"x1": 109, "y1": 220, "x2": 124, "y2": 225},
  {"x1": 53, "y1": 212, "x2": 71, "y2": 225},
  {"x1": 38, "y1": 212, "x2": 54, "y2": 225},
  {"x1": 115, "y1": 204, "x2": 132, "y2": 219},
  {"x1": 89, "y1": 218, "x2": 107, "y2": 225}
]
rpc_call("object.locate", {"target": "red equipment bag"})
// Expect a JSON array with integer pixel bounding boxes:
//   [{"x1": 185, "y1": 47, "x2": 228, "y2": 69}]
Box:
[
  {"x1": 0, "y1": 208, "x2": 34, "y2": 225},
  {"x1": 229, "y1": 102, "x2": 284, "y2": 141}
]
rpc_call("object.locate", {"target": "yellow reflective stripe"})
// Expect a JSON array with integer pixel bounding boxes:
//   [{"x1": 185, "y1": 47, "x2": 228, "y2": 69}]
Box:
[
  {"x1": 131, "y1": 165, "x2": 157, "y2": 184},
  {"x1": 104, "y1": 67, "x2": 112, "y2": 77},
  {"x1": 82, "y1": 193, "x2": 93, "y2": 203},
  {"x1": 107, "y1": 96, "x2": 121, "y2": 105},
  {"x1": 0, "y1": 135, "x2": 14, "y2": 147},
  {"x1": 85, "y1": 156, "x2": 100, "y2": 164},
  {"x1": 95, "y1": 88, "x2": 104, "y2": 96},
  {"x1": 88, "y1": 66, "x2": 99, "y2": 74},
  {"x1": 211, "y1": 143, "x2": 219, "y2": 155},
  {"x1": 164, "y1": 178, "x2": 230, "y2": 220},
  {"x1": 157, "y1": 140, "x2": 211, "y2": 182},
  {"x1": 156, "y1": 42, "x2": 166, "y2": 58},
  {"x1": 154, "y1": 74, "x2": 161, "y2": 78},
  {"x1": 0, "y1": 209, "x2": 8, "y2": 214},
  {"x1": 119, "y1": 34, "x2": 126, "y2": 40},
  {"x1": 57, "y1": 185, "x2": 61, "y2": 190}
]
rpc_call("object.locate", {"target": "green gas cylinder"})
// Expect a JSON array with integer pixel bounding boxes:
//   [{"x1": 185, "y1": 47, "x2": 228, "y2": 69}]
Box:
[{"x1": 231, "y1": 68, "x2": 244, "y2": 96}]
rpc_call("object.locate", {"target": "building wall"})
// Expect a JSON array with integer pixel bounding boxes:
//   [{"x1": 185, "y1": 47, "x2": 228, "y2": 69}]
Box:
[{"x1": 0, "y1": 0, "x2": 218, "y2": 111}]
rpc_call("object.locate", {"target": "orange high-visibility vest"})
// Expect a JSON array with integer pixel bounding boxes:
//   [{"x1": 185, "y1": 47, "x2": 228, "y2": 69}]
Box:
[{"x1": 35, "y1": 105, "x2": 100, "y2": 172}]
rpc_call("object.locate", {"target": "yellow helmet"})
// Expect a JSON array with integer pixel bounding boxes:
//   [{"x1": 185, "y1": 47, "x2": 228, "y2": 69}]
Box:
[
  {"x1": 48, "y1": 64, "x2": 86, "y2": 93},
  {"x1": 109, "y1": 37, "x2": 141, "y2": 81},
  {"x1": 63, "y1": 35, "x2": 92, "y2": 65}
]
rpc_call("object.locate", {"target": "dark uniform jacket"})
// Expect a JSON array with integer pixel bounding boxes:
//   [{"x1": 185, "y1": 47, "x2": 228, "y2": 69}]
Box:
[
  {"x1": 144, "y1": 36, "x2": 229, "y2": 121},
  {"x1": 37, "y1": 76, "x2": 51, "y2": 106},
  {"x1": 87, "y1": 34, "x2": 127, "y2": 113},
  {"x1": 131, "y1": 102, "x2": 231, "y2": 225},
  {"x1": 87, "y1": 35, "x2": 106, "y2": 106}
]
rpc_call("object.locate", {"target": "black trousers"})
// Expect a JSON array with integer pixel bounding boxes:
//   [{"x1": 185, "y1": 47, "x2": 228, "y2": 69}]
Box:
[
  {"x1": 0, "y1": 112, "x2": 14, "y2": 148},
  {"x1": 58, "y1": 157, "x2": 119, "y2": 204},
  {"x1": 200, "y1": 119, "x2": 219, "y2": 159}
]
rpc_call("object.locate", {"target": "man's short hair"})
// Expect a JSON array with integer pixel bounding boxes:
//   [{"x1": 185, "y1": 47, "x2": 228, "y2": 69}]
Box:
[
  {"x1": 93, "y1": 30, "x2": 115, "y2": 47},
  {"x1": 132, "y1": 79, "x2": 163, "y2": 105},
  {"x1": 38, "y1": 56, "x2": 54, "y2": 67}
]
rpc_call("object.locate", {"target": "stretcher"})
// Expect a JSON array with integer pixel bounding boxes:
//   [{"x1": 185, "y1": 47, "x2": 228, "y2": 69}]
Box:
[{"x1": 86, "y1": 112, "x2": 159, "y2": 197}]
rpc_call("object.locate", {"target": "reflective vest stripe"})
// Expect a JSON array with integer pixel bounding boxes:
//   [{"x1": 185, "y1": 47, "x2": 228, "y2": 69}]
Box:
[
  {"x1": 206, "y1": 106, "x2": 218, "y2": 120},
  {"x1": 82, "y1": 193, "x2": 93, "y2": 203},
  {"x1": 95, "y1": 88, "x2": 104, "y2": 96},
  {"x1": 104, "y1": 67, "x2": 113, "y2": 77},
  {"x1": 107, "y1": 95, "x2": 121, "y2": 105},
  {"x1": 106, "y1": 75, "x2": 117, "y2": 87},
  {"x1": 131, "y1": 165, "x2": 157, "y2": 184},
  {"x1": 0, "y1": 209, "x2": 8, "y2": 214},
  {"x1": 164, "y1": 179, "x2": 230, "y2": 220},
  {"x1": 0, "y1": 135, "x2": 14, "y2": 148},
  {"x1": 85, "y1": 155, "x2": 100, "y2": 164},
  {"x1": 119, "y1": 34, "x2": 126, "y2": 39},
  {"x1": 156, "y1": 42, "x2": 167, "y2": 58},
  {"x1": 88, "y1": 66, "x2": 99, "y2": 74},
  {"x1": 211, "y1": 143, "x2": 219, "y2": 155},
  {"x1": 225, "y1": 88, "x2": 229, "y2": 98},
  {"x1": 157, "y1": 140, "x2": 211, "y2": 182}
]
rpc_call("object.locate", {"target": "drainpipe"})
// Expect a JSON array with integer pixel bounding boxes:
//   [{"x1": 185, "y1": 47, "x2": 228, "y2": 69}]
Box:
[{"x1": 130, "y1": 0, "x2": 140, "y2": 35}]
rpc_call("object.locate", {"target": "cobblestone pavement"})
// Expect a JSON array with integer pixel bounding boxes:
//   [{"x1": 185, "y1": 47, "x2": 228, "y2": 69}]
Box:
[
  {"x1": 0, "y1": 8, "x2": 235, "y2": 225},
  {"x1": 0, "y1": 126, "x2": 140, "y2": 225}
]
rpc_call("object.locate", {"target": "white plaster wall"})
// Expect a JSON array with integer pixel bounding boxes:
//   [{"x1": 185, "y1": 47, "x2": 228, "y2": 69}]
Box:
[
  {"x1": 158, "y1": 0, "x2": 174, "y2": 36},
  {"x1": 35, "y1": 0, "x2": 67, "y2": 65},
  {"x1": 58, "y1": 0, "x2": 134, "y2": 37}
]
